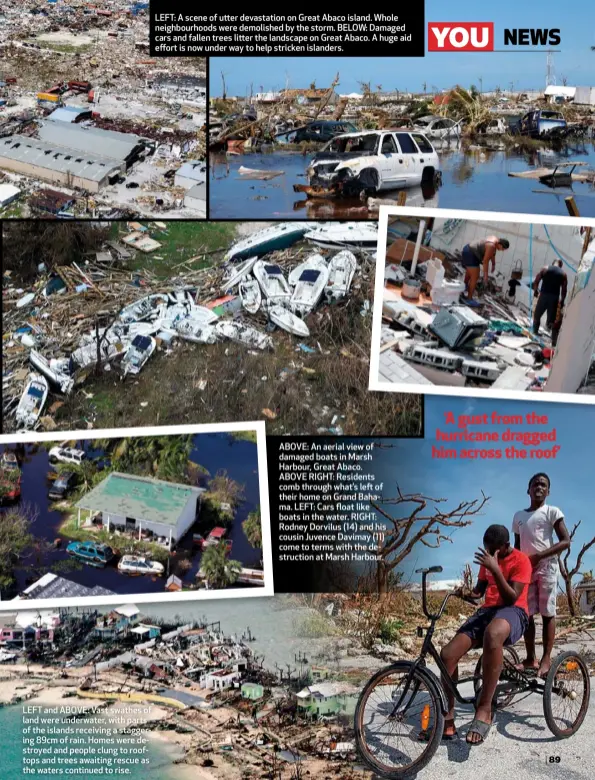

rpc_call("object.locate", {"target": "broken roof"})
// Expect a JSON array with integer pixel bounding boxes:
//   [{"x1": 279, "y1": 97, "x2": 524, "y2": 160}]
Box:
[
  {"x1": 19, "y1": 573, "x2": 115, "y2": 600},
  {"x1": 0, "y1": 135, "x2": 121, "y2": 183},
  {"x1": 38, "y1": 122, "x2": 145, "y2": 162},
  {"x1": 76, "y1": 471, "x2": 204, "y2": 528}
]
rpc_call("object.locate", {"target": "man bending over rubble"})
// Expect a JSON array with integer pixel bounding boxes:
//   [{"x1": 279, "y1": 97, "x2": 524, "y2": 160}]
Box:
[
  {"x1": 460, "y1": 236, "x2": 510, "y2": 303},
  {"x1": 438, "y1": 524, "x2": 531, "y2": 745}
]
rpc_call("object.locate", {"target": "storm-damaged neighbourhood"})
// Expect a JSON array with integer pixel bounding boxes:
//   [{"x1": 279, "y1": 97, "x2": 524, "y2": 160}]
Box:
[
  {"x1": 208, "y1": 65, "x2": 595, "y2": 219},
  {"x1": 374, "y1": 213, "x2": 595, "y2": 397},
  {"x1": 0, "y1": 1, "x2": 205, "y2": 218},
  {"x1": 2, "y1": 220, "x2": 421, "y2": 436}
]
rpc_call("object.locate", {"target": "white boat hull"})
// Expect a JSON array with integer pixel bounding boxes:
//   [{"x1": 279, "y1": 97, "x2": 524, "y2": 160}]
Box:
[
  {"x1": 290, "y1": 265, "x2": 329, "y2": 316},
  {"x1": 16, "y1": 373, "x2": 49, "y2": 429},
  {"x1": 304, "y1": 222, "x2": 378, "y2": 250},
  {"x1": 288, "y1": 253, "x2": 328, "y2": 286},
  {"x1": 173, "y1": 319, "x2": 218, "y2": 344},
  {"x1": 214, "y1": 320, "x2": 273, "y2": 350},
  {"x1": 269, "y1": 305, "x2": 310, "y2": 337},
  {"x1": 239, "y1": 278, "x2": 262, "y2": 314},
  {"x1": 222, "y1": 256, "x2": 259, "y2": 292},
  {"x1": 325, "y1": 250, "x2": 358, "y2": 300},
  {"x1": 253, "y1": 260, "x2": 291, "y2": 305}
]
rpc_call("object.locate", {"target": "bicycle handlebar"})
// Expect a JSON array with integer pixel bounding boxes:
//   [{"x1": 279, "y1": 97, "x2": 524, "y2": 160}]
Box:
[{"x1": 418, "y1": 567, "x2": 477, "y2": 621}]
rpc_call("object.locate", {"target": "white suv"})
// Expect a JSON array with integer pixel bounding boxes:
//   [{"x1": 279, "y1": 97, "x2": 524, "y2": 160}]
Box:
[
  {"x1": 48, "y1": 446, "x2": 86, "y2": 465},
  {"x1": 304, "y1": 129, "x2": 441, "y2": 198}
]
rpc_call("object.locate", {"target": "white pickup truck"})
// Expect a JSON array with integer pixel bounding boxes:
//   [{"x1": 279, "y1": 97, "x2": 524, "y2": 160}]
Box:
[{"x1": 303, "y1": 129, "x2": 441, "y2": 198}]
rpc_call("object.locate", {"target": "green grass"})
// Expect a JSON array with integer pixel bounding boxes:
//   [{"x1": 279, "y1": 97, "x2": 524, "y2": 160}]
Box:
[
  {"x1": 0, "y1": 203, "x2": 25, "y2": 219},
  {"x1": 109, "y1": 222, "x2": 236, "y2": 278}
]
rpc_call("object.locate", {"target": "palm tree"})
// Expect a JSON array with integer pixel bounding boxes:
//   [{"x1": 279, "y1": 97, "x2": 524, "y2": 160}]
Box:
[
  {"x1": 95, "y1": 436, "x2": 194, "y2": 482},
  {"x1": 243, "y1": 508, "x2": 262, "y2": 550},
  {"x1": 200, "y1": 542, "x2": 242, "y2": 589}
]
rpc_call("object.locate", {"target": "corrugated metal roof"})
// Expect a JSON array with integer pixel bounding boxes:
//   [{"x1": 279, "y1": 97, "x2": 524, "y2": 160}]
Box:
[
  {"x1": 76, "y1": 471, "x2": 204, "y2": 528},
  {"x1": 48, "y1": 106, "x2": 91, "y2": 123},
  {"x1": 0, "y1": 135, "x2": 122, "y2": 183},
  {"x1": 22, "y1": 573, "x2": 115, "y2": 600},
  {"x1": 38, "y1": 122, "x2": 144, "y2": 161}
]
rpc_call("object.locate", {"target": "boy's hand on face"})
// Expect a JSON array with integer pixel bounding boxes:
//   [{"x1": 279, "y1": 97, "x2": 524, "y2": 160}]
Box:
[{"x1": 474, "y1": 547, "x2": 499, "y2": 574}]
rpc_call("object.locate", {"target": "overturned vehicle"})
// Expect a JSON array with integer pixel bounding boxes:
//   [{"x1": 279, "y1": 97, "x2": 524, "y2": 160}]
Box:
[{"x1": 297, "y1": 129, "x2": 441, "y2": 199}]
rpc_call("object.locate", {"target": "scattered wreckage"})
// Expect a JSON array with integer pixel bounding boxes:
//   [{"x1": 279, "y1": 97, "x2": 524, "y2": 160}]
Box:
[{"x1": 3, "y1": 222, "x2": 371, "y2": 431}]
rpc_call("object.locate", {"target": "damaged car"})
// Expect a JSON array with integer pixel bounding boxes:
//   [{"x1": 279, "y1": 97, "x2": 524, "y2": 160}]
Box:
[{"x1": 302, "y1": 129, "x2": 441, "y2": 198}]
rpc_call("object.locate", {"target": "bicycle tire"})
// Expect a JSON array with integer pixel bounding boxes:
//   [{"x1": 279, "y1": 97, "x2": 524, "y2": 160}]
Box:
[
  {"x1": 543, "y1": 651, "x2": 590, "y2": 738},
  {"x1": 355, "y1": 662, "x2": 445, "y2": 779},
  {"x1": 473, "y1": 645, "x2": 521, "y2": 709}
]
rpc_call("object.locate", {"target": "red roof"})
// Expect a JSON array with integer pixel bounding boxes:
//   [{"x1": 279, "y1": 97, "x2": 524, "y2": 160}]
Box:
[
  {"x1": 433, "y1": 95, "x2": 450, "y2": 105},
  {"x1": 208, "y1": 527, "x2": 227, "y2": 539}
]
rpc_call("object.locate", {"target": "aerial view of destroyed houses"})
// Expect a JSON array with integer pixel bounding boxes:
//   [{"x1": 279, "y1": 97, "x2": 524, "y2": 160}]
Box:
[
  {"x1": 0, "y1": 430, "x2": 265, "y2": 601},
  {"x1": 372, "y1": 211, "x2": 595, "y2": 398},
  {"x1": 208, "y1": 56, "x2": 595, "y2": 220},
  {"x1": 0, "y1": 1, "x2": 206, "y2": 218},
  {"x1": 2, "y1": 220, "x2": 422, "y2": 437}
]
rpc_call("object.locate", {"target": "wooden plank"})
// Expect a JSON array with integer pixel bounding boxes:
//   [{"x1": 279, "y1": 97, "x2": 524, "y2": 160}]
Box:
[{"x1": 565, "y1": 196, "x2": 581, "y2": 218}]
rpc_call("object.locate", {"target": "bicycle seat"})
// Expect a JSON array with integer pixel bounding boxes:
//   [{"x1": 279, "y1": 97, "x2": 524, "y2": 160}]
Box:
[{"x1": 415, "y1": 566, "x2": 444, "y2": 574}]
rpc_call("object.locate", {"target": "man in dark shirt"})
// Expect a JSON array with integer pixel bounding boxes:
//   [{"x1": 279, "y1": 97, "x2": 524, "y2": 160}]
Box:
[{"x1": 533, "y1": 261, "x2": 567, "y2": 336}]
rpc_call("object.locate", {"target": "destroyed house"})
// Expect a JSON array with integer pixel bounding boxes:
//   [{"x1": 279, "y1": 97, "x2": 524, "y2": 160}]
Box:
[
  {"x1": 280, "y1": 88, "x2": 339, "y2": 105},
  {"x1": 174, "y1": 161, "x2": 206, "y2": 190},
  {"x1": 0, "y1": 614, "x2": 37, "y2": 646},
  {"x1": 38, "y1": 122, "x2": 148, "y2": 169},
  {"x1": 76, "y1": 472, "x2": 205, "y2": 550},
  {"x1": 94, "y1": 604, "x2": 141, "y2": 639},
  {"x1": 0, "y1": 136, "x2": 122, "y2": 192}
]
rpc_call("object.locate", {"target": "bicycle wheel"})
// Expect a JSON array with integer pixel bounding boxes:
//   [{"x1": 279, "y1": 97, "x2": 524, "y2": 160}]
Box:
[
  {"x1": 543, "y1": 651, "x2": 590, "y2": 738},
  {"x1": 473, "y1": 645, "x2": 521, "y2": 708},
  {"x1": 355, "y1": 662, "x2": 445, "y2": 779}
]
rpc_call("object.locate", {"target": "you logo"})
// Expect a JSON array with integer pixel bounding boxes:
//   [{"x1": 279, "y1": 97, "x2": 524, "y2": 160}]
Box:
[{"x1": 428, "y1": 22, "x2": 494, "y2": 52}]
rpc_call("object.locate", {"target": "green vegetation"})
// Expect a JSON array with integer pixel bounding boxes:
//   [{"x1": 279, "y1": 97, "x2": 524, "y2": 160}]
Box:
[
  {"x1": 200, "y1": 541, "x2": 241, "y2": 588},
  {"x1": 205, "y1": 469, "x2": 245, "y2": 508},
  {"x1": 243, "y1": 507, "x2": 262, "y2": 550},
  {"x1": 0, "y1": 507, "x2": 34, "y2": 593},
  {"x1": 108, "y1": 222, "x2": 236, "y2": 278},
  {"x1": 231, "y1": 431, "x2": 258, "y2": 444},
  {"x1": 94, "y1": 435, "x2": 196, "y2": 483},
  {"x1": 294, "y1": 611, "x2": 338, "y2": 639},
  {"x1": 378, "y1": 617, "x2": 404, "y2": 644}
]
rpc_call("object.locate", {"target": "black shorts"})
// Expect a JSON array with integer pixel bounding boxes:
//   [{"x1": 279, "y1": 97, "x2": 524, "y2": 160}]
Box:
[
  {"x1": 461, "y1": 245, "x2": 481, "y2": 269},
  {"x1": 457, "y1": 606, "x2": 529, "y2": 646}
]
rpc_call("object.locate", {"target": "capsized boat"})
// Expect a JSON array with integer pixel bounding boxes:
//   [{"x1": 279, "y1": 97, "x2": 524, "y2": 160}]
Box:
[
  {"x1": 119, "y1": 294, "x2": 169, "y2": 323},
  {"x1": 214, "y1": 320, "x2": 273, "y2": 350},
  {"x1": 290, "y1": 266, "x2": 329, "y2": 316},
  {"x1": 325, "y1": 250, "x2": 358, "y2": 300},
  {"x1": 222, "y1": 256, "x2": 259, "y2": 292},
  {"x1": 239, "y1": 278, "x2": 262, "y2": 314},
  {"x1": 173, "y1": 318, "x2": 218, "y2": 344},
  {"x1": 121, "y1": 335, "x2": 156, "y2": 377},
  {"x1": 268, "y1": 305, "x2": 310, "y2": 337},
  {"x1": 253, "y1": 260, "x2": 291, "y2": 305},
  {"x1": 288, "y1": 253, "x2": 328, "y2": 286},
  {"x1": 16, "y1": 373, "x2": 49, "y2": 429},
  {"x1": 304, "y1": 222, "x2": 378, "y2": 250},
  {"x1": 223, "y1": 223, "x2": 310, "y2": 263}
]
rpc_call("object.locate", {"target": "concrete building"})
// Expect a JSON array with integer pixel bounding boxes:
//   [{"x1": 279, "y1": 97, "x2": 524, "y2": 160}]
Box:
[
  {"x1": 76, "y1": 472, "x2": 205, "y2": 550},
  {"x1": 37, "y1": 122, "x2": 147, "y2": 169},
  {"x1": 295, "y1": 682, "x2": 358, "y2": 717},
  {"x1": 0, "y1": 182, "x2": 20, "y2": 208},
  {"x1": 0, "y1": 136, "x2": 122, "y2": 192},
  {"x1": 200, "y1": 668, "x2": 242, "y2": 691},
  {"x1": 184, "y1": 183, "x2": 206, "y2": 214},
  {"x1": 174, "y1": 161, "x2": 206, "y2": 190},
  {"x1": 574, "y1": 86, "x2": 595, "y2": 106}
]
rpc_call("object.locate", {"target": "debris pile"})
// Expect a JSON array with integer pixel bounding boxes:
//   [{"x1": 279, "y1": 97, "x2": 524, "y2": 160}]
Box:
[{"x1": 3, "y1": 222, "x2": 376, "y2": 431}]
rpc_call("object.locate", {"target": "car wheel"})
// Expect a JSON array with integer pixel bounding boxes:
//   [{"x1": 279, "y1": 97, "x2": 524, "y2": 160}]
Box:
[{"x1": 357, "y1": 168, "x2": 379, "y2": 196}]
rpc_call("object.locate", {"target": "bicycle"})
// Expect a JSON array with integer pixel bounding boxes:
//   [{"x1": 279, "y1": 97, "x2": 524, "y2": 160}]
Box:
[{"x1": 354, "y1": 566, "x2": 590, "y2": 778}]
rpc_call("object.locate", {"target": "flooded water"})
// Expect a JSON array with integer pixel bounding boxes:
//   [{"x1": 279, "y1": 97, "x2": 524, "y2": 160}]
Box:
[
  {"x1": 0, "y1": 433, "x2": 261, "y2": 597},
  {"x1": 209, "y1": 139, "x2": 595, "y2": 219}
]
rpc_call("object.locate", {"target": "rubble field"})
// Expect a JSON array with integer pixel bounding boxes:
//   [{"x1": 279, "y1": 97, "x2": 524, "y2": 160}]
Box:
[
  {"x1": 2, "y1": 220, "x2": 422, "y2": 436},
  {"x1": 0, "y1": 1, "x2": 206, "y2": 219}
]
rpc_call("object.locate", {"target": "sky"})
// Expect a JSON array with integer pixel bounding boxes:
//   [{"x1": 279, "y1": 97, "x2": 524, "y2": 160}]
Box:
[
  {"x1": 370, "y1": 395, "x2": 595, "y2": 586},
  {"x1": 211, "y1": 0, "x2": 595, "y2": 96}
]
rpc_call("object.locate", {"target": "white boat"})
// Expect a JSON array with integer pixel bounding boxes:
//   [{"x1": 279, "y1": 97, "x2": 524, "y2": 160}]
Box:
[
  {"x1": 16, "y1": 373, "x2": 49, "y2": 429},
  {"x1": 29, "y1": 350, "x2": 74, "y2": 395},
  {"x1": 253, "y1": 260, "x2": 291, "y2": 305},
  {"x1": 288, "y1": 253, "x2": 327, "y2": 286},
  {"x1": 71, "y1": 326, "x2": 129, "y2": 370},
  {"x1": 173, "y1": 318, "x2": 218, "y2": 344},
  {"x1": 269, "y1": 305, "x2": 310, "y2": 337},
  {"x1": 222, "y1": 256, "x2": 259, "y2": 292},
  {"x1": 325, "y1": 250, "x2": 358, "y2": 300},
  {"x1": 304, "y1": 222, "x2": 378, "y2": 250},
  {"x1": 121, "y1": 335, "x2": 156, "y2": 377},
  {"x1": 214, "y1": 320, "x2": 273, "y2": 350},
  {"x1": 223, "y1": 223, "x2": 310, "y2": 263},
  {"x1": 290, "y1": 265, "x2": 329, "y2": 316},
  {"x1": 239, "y1": 278, "x2": 262, "y2": 314},
  {"x1": 119, "y1": 294, "x2": 169, "y2": 323}
]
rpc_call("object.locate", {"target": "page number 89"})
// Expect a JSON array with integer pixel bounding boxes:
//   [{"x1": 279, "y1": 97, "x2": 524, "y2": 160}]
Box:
[{"x1": 547, "y1": 756, "x2": 561, "y2": 764}]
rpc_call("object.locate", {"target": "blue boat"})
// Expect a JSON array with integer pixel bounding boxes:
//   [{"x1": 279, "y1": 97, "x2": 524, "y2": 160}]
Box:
[
  {"x1": 66, "y1": 541, "x2": 114, "y2": 568},
  {"x1": 513, "y1": 109, "x2": 567, "y2": 139}
]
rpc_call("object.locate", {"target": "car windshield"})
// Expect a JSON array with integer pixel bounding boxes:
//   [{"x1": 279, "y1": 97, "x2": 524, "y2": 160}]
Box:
[{"x1": 327, "y1": 134, "x2": 379, "y2": 154}]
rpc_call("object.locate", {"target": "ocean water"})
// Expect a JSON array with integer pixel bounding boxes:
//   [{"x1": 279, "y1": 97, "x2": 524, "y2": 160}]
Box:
[{"x1": 0, "y1": 704, "x2": 182, "y2": 779}]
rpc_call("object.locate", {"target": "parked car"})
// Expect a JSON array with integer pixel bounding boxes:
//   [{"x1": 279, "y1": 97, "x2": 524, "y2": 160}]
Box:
[
  {"x1": 305, "y1": 129, "x2": 440, "y2": 198},
  {"x1": 413, "y1": 115, "x2": 462, "y2": 139},
  {"x1": 48, "y1": 471, "x2": 76, "y2": 500},
  {"x1": 48, "y1": 446, "x2": 86, "y2": 465},
  {"x1": 512, "y1": 109, "x2": 567, "y2": 138},
  {"x1": 118, "y1": 555, "x2": 165, "y2": 576},
  {"x1": 66, "y1": 541, "x2": 114, "y2": 568},
  {"x1": 476, "y1": 117, "x2": 509, "y2": 135},
  {"x1": 1, "y1": 451, "x2": 19, "y2": 471},
  {"x1": 293, "y1": 120, "x2": 357, "y2": 144}
]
